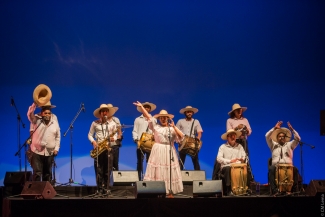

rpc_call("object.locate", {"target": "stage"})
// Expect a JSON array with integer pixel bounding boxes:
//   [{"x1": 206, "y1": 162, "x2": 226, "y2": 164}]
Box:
[{"x1": 1, "y1": 185, "x2": 321, "y2": 217}]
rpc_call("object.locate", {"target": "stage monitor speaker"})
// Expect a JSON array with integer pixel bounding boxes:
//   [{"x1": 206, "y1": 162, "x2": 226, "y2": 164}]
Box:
[
  {"x1": 20, "y1": 181, "x2": 56, "y2": 199},
  {"x1": 321, "y1": 110, "x2": 325, "y2": 136},
  {"x1": 181, "y1": 170, "x2": 206, "y2": 185},
  {"x1": 305, "y1": 180, "x2": 325, "y2": 196},
  {"x1": 135, "y1": 181, "x2": 166, "y2": 198},
  {"x1": 193, "y1": 180, "x2": 223, "y2": 198},
  {"x1": 3, "y1": 171, "x2": 32, "y2": 186},
  {"x1": 110, "y1": 171, "x2": 139, "y2": 186}
]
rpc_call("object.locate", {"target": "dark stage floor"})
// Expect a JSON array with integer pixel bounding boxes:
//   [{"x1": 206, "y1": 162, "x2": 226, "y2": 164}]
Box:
[{"x1": 1, "y1": 184, "x2": 321, "y2": 217}]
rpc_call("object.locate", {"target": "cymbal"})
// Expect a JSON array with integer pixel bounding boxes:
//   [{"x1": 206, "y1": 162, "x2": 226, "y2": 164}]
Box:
[{"x1": 120, "y1": 124, "x2": 133, "y2": 129}]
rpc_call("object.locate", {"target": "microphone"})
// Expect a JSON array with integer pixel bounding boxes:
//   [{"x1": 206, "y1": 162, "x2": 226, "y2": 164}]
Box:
[
  {"x1": 81, "y1": 103, "x2": 85, "y2": 112},
  {"x1": 10, "y1": 97, "x2": 14, "y2": 106},
  {"x1": 168, "y1": 118, "x2": 172, "y2": 126},
  {"x1": 42, "y1": 116, "x2": 50, "y2": 121}
]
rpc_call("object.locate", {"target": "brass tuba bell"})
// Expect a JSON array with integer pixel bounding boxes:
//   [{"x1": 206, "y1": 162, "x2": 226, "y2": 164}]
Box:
[{"x1": 33, "y1": 84, "x2": 52, "y2": 107}]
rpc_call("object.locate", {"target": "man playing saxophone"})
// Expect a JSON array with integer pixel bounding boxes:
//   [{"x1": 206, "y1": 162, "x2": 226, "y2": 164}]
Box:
[{"x1": 88, "y1": 104, "x2": 119, "y2": 193}]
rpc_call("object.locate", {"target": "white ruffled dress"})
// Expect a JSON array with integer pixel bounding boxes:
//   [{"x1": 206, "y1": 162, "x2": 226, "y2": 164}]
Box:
[{"x1": 143, "y1": 117, "x2": 184, "y2": 194}]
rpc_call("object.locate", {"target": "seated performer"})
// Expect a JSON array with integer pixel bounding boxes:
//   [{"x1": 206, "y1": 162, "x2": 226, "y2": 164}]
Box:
[
  {"x1": 132, "y1": 102, "x2": 156, "y2": 181},
  {"x1": 266, "y1": 121, "x2": 300, "y2": 195},
  {"x1": 133, "y1": 101, "x2": 184, "y2": 197},
  {"x1": 217, "y1": 129, "x2": 246, "y2": 196},
  {"x1": 176, "y1": 106, "x2": 203, "y2": 170},
  {"x1": 88, "y1": 104, "x2": 119, "y2": 193},
  {"x1": 27, "y1": 101, "x2": 60, "y2": 182}
]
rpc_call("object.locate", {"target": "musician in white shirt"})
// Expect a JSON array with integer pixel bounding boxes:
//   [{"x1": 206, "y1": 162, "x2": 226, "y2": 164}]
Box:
[
  {"x1": 266, "y1": 121, "x2": 301, "y2": 195},
  {"x1": 176, "y1": 106, "x2": 203, "y2": 170}
]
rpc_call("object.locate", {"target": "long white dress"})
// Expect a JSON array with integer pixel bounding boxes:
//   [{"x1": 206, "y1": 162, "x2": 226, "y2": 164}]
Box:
[{"x1": 143, "y1": 117, "x2": 184, "y2": 194}]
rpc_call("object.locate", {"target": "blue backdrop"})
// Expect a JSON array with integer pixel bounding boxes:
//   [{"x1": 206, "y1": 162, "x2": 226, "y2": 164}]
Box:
[{"x1": 1, "y1": 0, "x2": 324, "y2": 186}]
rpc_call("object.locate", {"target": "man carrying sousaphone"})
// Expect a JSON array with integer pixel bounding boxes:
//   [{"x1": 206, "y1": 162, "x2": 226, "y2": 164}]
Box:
[
  {"x1": 88, "y1": 104, "x2": 119, "y2": 194},
  {"x1": 132, "y1": 102, "x2": 157, "y2": 181},
  {"x1": 217, "y1": 129, "x2": 246, "y2": 196},
  {"x1": 27, "y1": 84, "x2": 60, "y2": 182},
  {"x1": 176, "y1": 106, "x2": 203, "y2": 170}
]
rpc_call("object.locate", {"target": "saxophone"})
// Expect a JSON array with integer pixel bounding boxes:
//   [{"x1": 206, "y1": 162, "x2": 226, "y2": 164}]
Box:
[{"x1": 90, "y1": 128, "x2": 119, "y2": 159}]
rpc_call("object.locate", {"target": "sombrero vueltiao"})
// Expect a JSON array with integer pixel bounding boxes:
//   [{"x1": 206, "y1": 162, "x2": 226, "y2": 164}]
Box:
[
  {"x1": 93, "y1": 104, "x2": 116, "y2": 118},
  {"x1": 107, "y1": 104, "x2": 119, "y2": 113},
  {"x1": 179, "y1": 106, "x2": 198, "y2": 114},
  {"x1": 270, "y1": 127, "x2": 292, "y2": 143},
  {"x1": 137, "y1": 102, "x2": 156, "y2": 113},
  {"x1": 228, "y1": 103, "x2": 247, "y2": 115},
  {"x1": 153, "y1": 110, "x2": 174, "y2": 119},
  {"x1": 221, "y1": 129, "x2": 242, "y2": 140}
]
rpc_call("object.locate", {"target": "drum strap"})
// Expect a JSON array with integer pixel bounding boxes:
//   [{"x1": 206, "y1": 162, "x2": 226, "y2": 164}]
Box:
[{"x1": 189, "y1": 119, "x2": 196, "y2": 138}]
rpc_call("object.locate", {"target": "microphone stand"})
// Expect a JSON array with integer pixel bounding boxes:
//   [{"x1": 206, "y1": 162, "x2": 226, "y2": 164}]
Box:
[
  {"x1": 291, "y1": 136, "x2": 315, "y2": 194},
  {"x1": 167, "y1": 122, "x2": 174, "y2": 197},
  {"x1": 14, "y1": 118, "x2": 43, "y2": 190},
  {"x1": 60, "y1": 104, "x2": 86, "y2": 186},
  {"x1": 11, "y1": 96, "x2": 26, "y2": 172}
]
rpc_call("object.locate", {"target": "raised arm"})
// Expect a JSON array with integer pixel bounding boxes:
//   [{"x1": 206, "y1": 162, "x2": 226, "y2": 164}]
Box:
[
  {"x1": 133, "y1": 101, "x2": 150, "y2": 119},
  {"x1": 27, "y1": 103, "x2": 37, "y2": 124}
]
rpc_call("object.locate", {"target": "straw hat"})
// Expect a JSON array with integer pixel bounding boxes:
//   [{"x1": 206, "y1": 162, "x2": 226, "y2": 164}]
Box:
[
  {"x1": 153, "y1": 110, "x2": 174, "y2": 119},
  {"x1": 93, "y1": 104, "x2": 116, "y2": 118},
  {"x1": 38, "y1": 101, "x2": 56, "y2": 109},
  {"x1": 270, "y1": 127, "x2": 292, "y2": 143},
  {"x1": 33, "y1": 84, "x2": 52, "y2": 107},
  {"x1": 137, "y1": 102, "x2": 156, "y2": 113},
  {"x1": 228, "y1": 103, "x2": 247, "y2": 115},
  {"x1": 221, "y1": 129, "x2": 242, "y2": 140},
  {"x1": 107, "y1": 104, "x2": 119, "y2": 112},
  {"x1": 179, "y1": 106, "x2": 198, "y2": 114}
]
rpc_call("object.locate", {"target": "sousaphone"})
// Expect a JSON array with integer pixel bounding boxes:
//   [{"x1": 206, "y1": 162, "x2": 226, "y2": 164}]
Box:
[{"x1": 33, "y1": 84, "x2": 52, "y2": 106}]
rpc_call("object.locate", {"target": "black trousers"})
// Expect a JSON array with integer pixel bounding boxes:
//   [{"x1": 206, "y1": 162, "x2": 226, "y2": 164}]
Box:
[
  {"x1": 220, "y1": 166, "x2": 232, "y2": 195},
  {"x1": 31, "y1": 152, "x2": 53, "y2": 182},
  {"x1": 94, "y1": 149, "x2": 113, "y2": 189},
  {"x1": 136, "y1": 148, "x2": 151, "y2": 181},
  {"x1": 268, "y1": 164, "x2": 299, "y2": 193},
  {"x1": 179, "y1": 151, "x2": 200, "y2": 170},
  {"x1": 112, "y1": 146, "x2": 120, "y2": 171}
]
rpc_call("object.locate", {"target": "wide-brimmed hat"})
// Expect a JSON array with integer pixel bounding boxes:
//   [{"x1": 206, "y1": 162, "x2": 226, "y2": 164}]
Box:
[
  {"x1": 33, "y1": 84, "x2": 52, "y2": 107},
  {"x1": 137, "y1": 102, "x2": 156, "y2": 113},
  {"x1": 221, "y1": 129, "x2": 242, "y2": 140},
  {"x1": 271, "y1": 127, "x2": 292, "y2": 143},
  {"x1": 38, "y1": 101, "x2": 56, "y2": 109},
  {"x1": 93, "y1": 104, "x2": 116, "y2": 118},
  {"x1": 107, "y1": 104, "x2": 119, "y2": 112},
  {"x1": 153, "y1": 110, "x2": 174, "y2": 119},
  {"x1": 179, "y1": 106, "x2": 198, "y2": 114},
  {"x1": 228, "y1": 103, "x2": 247, "y2": 115}
]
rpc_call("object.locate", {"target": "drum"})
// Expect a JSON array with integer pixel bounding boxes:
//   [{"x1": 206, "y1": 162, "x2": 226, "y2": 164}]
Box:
[
  {"x1": 230, "y1": 163, "x2": 248, "y2": 195},
  {"x1": 275, "y1": 164, "x2": 294, "y2": 192},
  {"x1": 178, "y1": 135, "x2": 202, "y2": 157},
  {"x1": 137, "y1": 133, "x2": 154, "y2": 152}
]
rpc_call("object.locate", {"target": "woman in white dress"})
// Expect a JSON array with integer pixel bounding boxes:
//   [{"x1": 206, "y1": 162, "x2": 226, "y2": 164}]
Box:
[{"x1": 133, "y1": 101, "x2": 184, "y2": 196}]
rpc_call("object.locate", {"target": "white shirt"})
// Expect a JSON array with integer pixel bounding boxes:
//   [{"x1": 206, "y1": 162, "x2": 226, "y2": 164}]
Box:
[
  {"x1": 88, "y1": 119, "x2": 118, "y2": 144},
  {"x1": 265, "y1": 128, "x2": 301, "y2": 165},
  {"x1": 29, "y1": 114, "x2": 60, "y2": 156},
  {"x1": 226, "y1": 117, "x2": 252, "y2": 137},
  {"x1": 217, "y1": 143, "x2": 246, "y2": 168},
  {"x1": 132, "y1": 114, "x2": 156, "y2": 141},
  {"x1": 176, "y1": 118, "x2": 203, "y2": 138}
]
